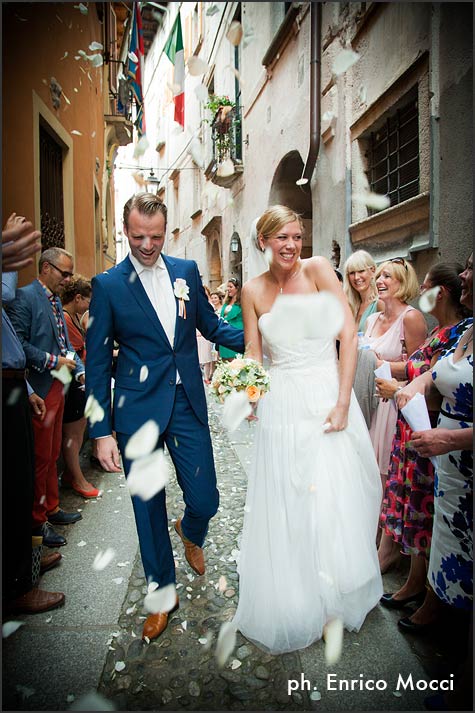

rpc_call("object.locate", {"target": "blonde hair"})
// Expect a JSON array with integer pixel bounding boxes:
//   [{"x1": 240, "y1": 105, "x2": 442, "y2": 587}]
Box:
[
  {"x1": 343, "y1": 250, "x2": 378, "y2": 319},
  {"x1": 375, "y1": 260, "x2": 420, "y2": 302},
  {"x1": 256, "y1": 205, "x2": 304, "y2": 244}
]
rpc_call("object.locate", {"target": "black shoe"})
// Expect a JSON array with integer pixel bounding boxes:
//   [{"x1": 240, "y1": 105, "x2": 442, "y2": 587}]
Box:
[
  {"x1": 48, "y1": 509, "x2": 82, "y2": 525},
  {"x1": 380, "y1": 591, "x2": 426, "y2": 610},
  {"x1": 397, "y1": 616, "x2": 431, "y2": 634},
  {"x1": 41, "y1": 522, "x2": 67, "y2": 548}
]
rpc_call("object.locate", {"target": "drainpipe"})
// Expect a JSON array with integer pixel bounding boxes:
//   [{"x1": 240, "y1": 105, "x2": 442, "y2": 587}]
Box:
[{"x1": 302, "y1": 2, "x2": 322, "y2": 183}]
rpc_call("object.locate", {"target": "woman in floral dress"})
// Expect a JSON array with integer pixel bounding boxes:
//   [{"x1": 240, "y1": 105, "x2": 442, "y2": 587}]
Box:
[{"x1": 377, "y1": 263, "x2": 468, "y2": 609}]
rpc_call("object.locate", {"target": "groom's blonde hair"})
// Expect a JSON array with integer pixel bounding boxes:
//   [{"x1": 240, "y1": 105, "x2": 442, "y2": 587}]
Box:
[
  {"x1": 256, "y1": 205, "x2": 304, "y2": 244},
  {"x1": 123, "y1": 193, "x2": 168, "y2": 229}
]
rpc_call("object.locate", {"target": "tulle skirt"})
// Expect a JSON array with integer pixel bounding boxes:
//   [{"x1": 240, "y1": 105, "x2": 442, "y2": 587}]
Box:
[{"x1": 232, "y1": 359, "x2": 383, "y2": 654}]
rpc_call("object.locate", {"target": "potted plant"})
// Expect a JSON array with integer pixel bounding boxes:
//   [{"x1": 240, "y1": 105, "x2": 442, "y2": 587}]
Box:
[{"x1": 204, "y1": 95, "x2": 237, "y2": 163}]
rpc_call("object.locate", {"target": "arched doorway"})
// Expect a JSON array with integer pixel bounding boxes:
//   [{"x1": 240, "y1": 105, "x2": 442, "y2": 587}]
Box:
[
  {"x1": 229, "y1": 231, "x2": 242, "y2": 285},
  {"x1": 269, "y1": 151, "x2": 313, "y2": 258}
]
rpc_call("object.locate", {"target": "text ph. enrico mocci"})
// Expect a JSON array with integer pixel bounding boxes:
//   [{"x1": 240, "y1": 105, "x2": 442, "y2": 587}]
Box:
[{"x1": 326, "y1": 673, "x2": 454, "y2": 692}]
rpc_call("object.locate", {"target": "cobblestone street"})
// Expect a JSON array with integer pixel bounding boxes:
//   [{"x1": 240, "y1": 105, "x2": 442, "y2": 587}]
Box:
[{"x1": 3, "y1": 400, "x2": 468, "y2": 711}]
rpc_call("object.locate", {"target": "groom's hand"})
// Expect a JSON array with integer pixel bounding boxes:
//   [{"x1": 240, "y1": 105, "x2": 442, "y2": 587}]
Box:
[{"x1": 96, "y1": 435, "x2": 122, "y2": 472}]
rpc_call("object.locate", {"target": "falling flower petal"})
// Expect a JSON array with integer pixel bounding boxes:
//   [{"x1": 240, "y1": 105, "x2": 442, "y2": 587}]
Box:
[
  {"x1": 51, "y1": 364, "x2": 73, "y2": 385},
  {"x1": 419, "y1": 285, "x2": 441, "y2": 313},
  {"x1": 89, "y1": 53, "x2": 103, "y2": 68},
  {"x1": 89, "y1": 41, "x2": 103, "y2": 51},
  {"x1": 222, "y1": 390, "x2": 252, "y2": 433},
  {"x1": 67, "y1": 694, "x2": 75, "y2": 703},
  {"x1": 84, "y1": 394, "x2": 105, "y2": 426},
  {"x1": 227, "y1": 65, "x2": 245, "y2": 87},
  {"x1": 114, "y1": 661, "x2": 125, "y2": 672},
  {"x1": 322, "y1": 111, "x2": 334, "y2": 122},
  {"x1": 296, "y1": 177, "x2": 308, "y2": 186},
  {"x1": 353, "y1": 190, "x2": 390, "y2": 211},
  {"x1": 93, "y1": 548, "x2": 115, "y2": 571},
  {"x1": 71, "y1": 129, "x2": 83, "y2": 136},
  {"x1": 393, "y1": 691, "x2": 403, "y2": 698},
  {"x1": 226, "y1": 21, "x2": 243, "y2": 46},
  {"x1": 127, "y1": 449, "x2": 169, "y2": 501},
  {"x1": 216, "y1": 158, "x2": 235, "y2": 177},
  {"x1": 60, "y1": 51, "x2": 69, "y2": 61},
  {"x1": 310, "y1": 690, "x2": 322, "y2": 701},
  {"x1": 263, "y1": 247, "x2": 273, "y2": 267},
  {"x1": 324, "y1": 618, "x2": 344, "y2": 665},
  {"x1": 144, "y1": 582, "x2": 177, "y2": 614},
  {"x1": 194, "y1": 83, "x2": 209, "y2": 103},
  {"x1": 358, "y1": 84, "x2": 367, "y2": 103},
  {"x1": 139, "y1": 365, "x2": 149, "y2": 383},
  {"x1": 62, "y1": 92, "x2": 71, "y2": 105},
  {"x1": 2, "y1": 621, "x2": 24, "y2": 638},
  {"x1": 215, "y1": 621, "x2": 236, "y2": 668},
  {"x1": 260, "y1": 291, "x2": 344, "y2": 345},
  {"x1": 198, "y1": 637, "x2": 208, "y2": 645},
  {"x1": 125, "y1": 420, "x2": 160, "y2": 460},
  {"x1": 133, "y1": 134, "x2": 149, "y2": 159},
  {"x1": 187, "y1": 56, "x2": 210, "y2": 76},
  {"x1": 74, "y1": 3, "x2": 88, "y2": 15},
  {"x1": 332, "y1": 48, "x2": 360, "y2": 76},
  {"x1": 78, "y1": 49, "x2": 88, "y2": 59},
  {"x1": 188, "y1": 137, "x2": 205, "y2": 168},
  {"x1": 243, "y1": 27, "x2": 255, "y2": 48},
  {"x1": 77, "y1": 540, "x2": 87, "y2": 547},
  {"x1": 112, "y1": 577, "x2": 124, "y2": 585},
  {"x1": 126, "y1": 605, "x2": 136, "y2": 615},
  {"x1": 132, "y1": 171, "x2": 147, "y2": 187},
  {"x1": 91, "y1": 130, "x2": 96, "y2": 138},
  {"x1": 117, "y1": 395, "x2": 126, "y2": 408},
  {"x1": 206, "y1": 4, "x2": 220, "y2": 16},
  {"x1": 230, "y1": 659, "x2": 241, "y2": 669},
  {"x1": 128, "y1": 51, "x2": 138, "y2": 63}
]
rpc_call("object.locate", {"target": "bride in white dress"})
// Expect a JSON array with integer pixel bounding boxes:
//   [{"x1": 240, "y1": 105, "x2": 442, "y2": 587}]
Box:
[{"x1": 232, "y1": 206, "x2": 383, "y2": 654}]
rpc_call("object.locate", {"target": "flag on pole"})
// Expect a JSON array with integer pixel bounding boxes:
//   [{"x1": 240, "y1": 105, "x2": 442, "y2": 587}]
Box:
[
  {"x1": 164, "y1": 13, "x2": 185, "y2": 128},
  {"x1": 127, "y1": 2, "x2": 146, "y2": 135}
]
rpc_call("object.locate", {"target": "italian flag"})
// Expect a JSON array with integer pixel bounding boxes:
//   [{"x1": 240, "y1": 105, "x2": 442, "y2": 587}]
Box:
[{"x1": 164, "y1": 13, "x2": 185, "y2": 128}]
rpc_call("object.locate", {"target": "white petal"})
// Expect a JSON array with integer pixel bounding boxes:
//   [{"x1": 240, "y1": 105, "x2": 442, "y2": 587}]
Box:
[
  {"x1": 304, "y1": 292, "x2": 345, "y2": 339},
  {"x1": 332, "y1": 48, "x2": 360, "y2": 76},
  {"x1": 263, "y1": 247, "x2": 273, "y2": 267},
  {"x1": 181, "y1": 620, "x2": 187, "y2": 630},
  {"x1": 324, "y1": 618, "x2": 344, "y2": 665},
  {"x1": 310, "y1": 690, "x2": 322, "y2": 701},
  {"x1": 51, "y1": 364, "x2": 73, "y2": 385},
  {"x1": 114, "y1": 661, "x2": 126, "y2": 672},
  {"x1": 226, "y1": 21, "x2": 243, "y2": 46},
  {"x1": 216, "y1": 159, "x2": 234, "y2": 177},
  {"x1": 230, "y1": 659, "x2": 241, "y2": 669},
  {"x1": 92, "y1": 548, "x2": 115, "y2": 571},
  {"x1": 112, "y1": 577, "x2": 124, "y2": 584},
  {"x1": 89, "y1": 41, "x2": 103, "y2": 51},
  {"x1": 67, "y1": 694, "x2": 75, "y2": 703},
  {"x1": 89, "y1": 53, "x2": 103, "y2": 68},
  {"x1": 77, "y1": 540, "x2": 87, "y2": 547},
  {"x1": 419, "y1": 285, "x2": 441, "y2": 313},
  {"x1": 144, "y1": 582, "x2": 177, "y2": 614},
  {"x1": 194, "y1": 83, "x2": 209, "y2": 103},
  {"x1": 133, "y1": 135, "x2": 150, "y2": 159},
  {"x1": 222, "y1": 390, "x2": 252, "y2": 433},
  {"x1": 243, "y1": 27, "x2": 255, "y2": 49},
  {"x1": 206, "y1": 4, "x2": 220, "y2": 16},
  {"x1": 353, "y1": 190, "x2": 390, "y2": 211},
  {"x1": 126, "y1": 605, "x2": 136, "y2": 615},
  {"x1": 358, "y1": 84, "x2": 367, "y2": 103},
  {"x1": 188, "y1": 137, "x2": 205, "y2": 168},
  {"x1": 322, "y1": 111, "x2": 334, "y2": 122},
  {"x1": 60, "y1": 51, "x2": 69, "y2": 61},
  {"x1": 198, "y1": 637, "x2": 208, "y2": 645},
  {"x1": 215, "y1": 621, "x2": 236, "y2": 668},
  {"x1": 84, "y1": 394, "x2": 105, "y2": 426},
  {"x1": 125, "y1": 420, "x2": 159, "y2": 460},
  {"x1": 76, "y1": 3, "x2": 88, "y2": 15},
  {"x1": 187, "y1": 56, "x2": 209, "y2": 76},
  {"x1": 295, "y1": 177, "x2": 308, "y2": 186},
  {"x1": 71, "y1": 129, "x2": 82, "y2": 136},
  {"x1": 128, "y1": 51, "x2": 138, "y2": 63},
  {"x1": 2, "y1": 621, "x2": 24, "y2": 638},
  {"x1": 127, "y1": 449, "x2": 169, "y2": 501}
]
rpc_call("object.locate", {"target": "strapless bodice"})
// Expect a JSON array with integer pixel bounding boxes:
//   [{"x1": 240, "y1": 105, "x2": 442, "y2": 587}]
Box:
[{"x1": 258, "y1": 313, "x2": 337, "y2": 373}]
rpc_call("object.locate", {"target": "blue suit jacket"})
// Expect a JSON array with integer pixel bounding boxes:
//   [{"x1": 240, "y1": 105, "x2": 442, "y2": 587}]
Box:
[
  {"x1": 85, "y1": 255, "x2": 245, "y2": 438},
  {"x1": 6, "y1": 279, "x2": 85, "y2": 399}
]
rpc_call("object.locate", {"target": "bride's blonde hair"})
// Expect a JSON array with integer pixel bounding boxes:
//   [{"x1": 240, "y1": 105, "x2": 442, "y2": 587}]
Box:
[{"x1": 256, "y1": 205, "x2": 304, "y2": 247}]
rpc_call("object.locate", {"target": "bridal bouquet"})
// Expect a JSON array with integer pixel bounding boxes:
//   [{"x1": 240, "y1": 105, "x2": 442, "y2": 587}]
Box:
[{"x1": 210, "y1": 357, "x2": 270, "y2": 405}]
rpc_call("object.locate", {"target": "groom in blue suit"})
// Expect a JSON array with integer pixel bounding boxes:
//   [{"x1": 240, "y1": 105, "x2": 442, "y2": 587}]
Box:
[{"x1": 85, "y1": 193, "x2": 244, "y2": 639}]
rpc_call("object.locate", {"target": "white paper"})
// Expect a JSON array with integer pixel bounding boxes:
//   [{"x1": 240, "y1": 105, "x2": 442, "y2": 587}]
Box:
[
  {"x1": 401, "y1": 393, "x2": 438, "y2": 468},
  {"x1": 374, "y1": 361, "x2": 392, "y2": 379}
]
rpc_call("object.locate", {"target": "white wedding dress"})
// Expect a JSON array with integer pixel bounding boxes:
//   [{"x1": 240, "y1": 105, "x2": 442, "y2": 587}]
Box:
[{"x1": 232, "y1": 313, "x2": 383, "y2": 654}]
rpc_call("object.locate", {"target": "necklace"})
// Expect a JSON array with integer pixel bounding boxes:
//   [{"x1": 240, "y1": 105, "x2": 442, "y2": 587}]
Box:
[{"x1": 273, "y1": 262, "x2": 301, "y2": 294}]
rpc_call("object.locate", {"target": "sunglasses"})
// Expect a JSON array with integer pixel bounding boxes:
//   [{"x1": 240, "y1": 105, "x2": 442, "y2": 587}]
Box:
[
  {"x1": 48, "y1": 262, "x2": 74, "y2": 279},
  {"x1": 389, "y1": 257, "x2": 408, "y2": 272}
]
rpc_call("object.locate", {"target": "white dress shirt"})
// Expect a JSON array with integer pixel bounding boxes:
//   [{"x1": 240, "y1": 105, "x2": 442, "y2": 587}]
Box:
[{"x1": 129, "y1": 253, "x2": 181, "y2": 383}]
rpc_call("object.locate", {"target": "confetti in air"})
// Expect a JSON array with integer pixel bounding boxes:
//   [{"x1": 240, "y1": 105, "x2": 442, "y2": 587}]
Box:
[
  {"x1": 419, "y1": 285, "x2": 441, "y2": 313},
  {"x1": 215, "y1": 621, "x2": 237, "y2": 668},
  {"x1": 332, "y1": 48, "x2": 360, "y2": 76},
  {"x1": 222, "y1": 390, "x2": 252, "y2": 433},
  {"x1": 144, "y1": 582, "x2": 177, "y2": 614},
  {"x1": 84, "y1": 394, "x2": 105, "y2": 426},
  {"x1": 324, "y1": 618, "x2": 344, "y2": 665},
  {"x1": 51, "y1": 364, "x2": 73, "y2": 385},
  {"x1": 226, "y1": 21, "x2": 243, "y2": 46},
  {"x1": 126, "y1": 449, "x2": 169, "y2": 500},
  {"x1": 353, "y1": 190, "x2": 390, "y2": 211},
  {"x1": 194, "y1": 83, "x2": 209, "y2": 103},
  {"x1": 124, "y1": 420, "x2": 159, "y2": 460},
  {"x1": 216, "y1": 158, "x2": 235, "y2": 178},
  {"x1": 92, "y1": 548, "x2": 116, "y2": 571},
  {"x1": 133, "y1": 134, "x2": 150, "y2": 159},
  {"x1": 187, "y1": 56, "x2": 210, "y2": 76},
  {"x1": 2, "y1": 621, "x2": 24, "y2": 639},
  {"x1": 139, "y1": 365, "x2": 149, "y2": 383}
]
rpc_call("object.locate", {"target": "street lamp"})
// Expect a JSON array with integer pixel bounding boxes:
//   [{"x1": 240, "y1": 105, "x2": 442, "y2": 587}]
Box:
[
  {"x1": 230, "y1": 233, "x2": 240, "y2": 252},
  {"x1": 146, "y1": 169, "x2": 160, "y2": 192}
]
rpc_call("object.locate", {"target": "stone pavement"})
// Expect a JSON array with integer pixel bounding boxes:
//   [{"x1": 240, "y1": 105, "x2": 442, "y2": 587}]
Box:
[{"x1": 2, "y1": 399, "x2": 468, "y2": 711}]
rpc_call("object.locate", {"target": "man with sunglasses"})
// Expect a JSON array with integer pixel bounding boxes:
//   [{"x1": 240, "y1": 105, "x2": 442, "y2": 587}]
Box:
[{"x1": 6, "y1": 247, "x2": 85, "y2": 551}]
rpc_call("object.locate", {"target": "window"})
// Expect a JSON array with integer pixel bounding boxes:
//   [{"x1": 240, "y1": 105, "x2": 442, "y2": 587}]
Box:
[{"x1": 366, "y1": 91, "x2": 419, "y2": 211}]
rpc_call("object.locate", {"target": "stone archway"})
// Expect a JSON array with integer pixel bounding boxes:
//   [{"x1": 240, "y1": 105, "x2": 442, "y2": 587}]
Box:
[{"x1": 269, "y1": 151, "x2": 313, "y2": 258}]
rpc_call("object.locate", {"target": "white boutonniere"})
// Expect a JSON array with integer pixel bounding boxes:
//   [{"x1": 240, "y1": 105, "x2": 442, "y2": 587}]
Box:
[{"x1": 173, "y1": 278, "x2": 190, "y2": 319}]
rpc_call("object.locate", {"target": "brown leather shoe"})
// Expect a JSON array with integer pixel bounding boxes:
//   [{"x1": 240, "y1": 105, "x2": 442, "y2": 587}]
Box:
[
  {"x1": 5, "y1": 588, "x2": 65, "y2": 614},
  {"x1": 40, "y1": 551, "x2": 62, "y2": 574},
  {"x1": 142, "y1": 599, "x2": 179, "y2": 641},
  {"x1": 174, "y1": 518, "x2": 205, "y2": 575}
]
